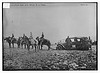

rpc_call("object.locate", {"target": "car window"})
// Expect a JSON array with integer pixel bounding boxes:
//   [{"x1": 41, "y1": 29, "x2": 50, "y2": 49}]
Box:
[
  {"x1": 77, "y1": 39, "x2": 80, "y2": 41},
  {"x1": 71, "y1": 39, "x2": 74, "y2": 42}
]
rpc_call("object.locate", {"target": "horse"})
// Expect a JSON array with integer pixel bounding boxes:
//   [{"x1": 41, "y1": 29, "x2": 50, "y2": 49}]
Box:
[
  {"x1": 36, "y1": 37, "x2": 51, "y2": 50},
  {"x1": 17, "y1": 37, "x2": 22, "y2": 48},
  {"x1": 20, "y1": 36, "x2": 30, "y2": 51},
  {"x1": 29, "y1": 38, "x2": 37, "y2": 50},
  {"x1": 4, "y1": 36, "x2": 17, "y2": 48},
  {"x1": 4, "y1": 36, "x2": 12, "y2": 48},
  {"x1": 11, "y1": 37, "x2": 17, "y2": 48}
]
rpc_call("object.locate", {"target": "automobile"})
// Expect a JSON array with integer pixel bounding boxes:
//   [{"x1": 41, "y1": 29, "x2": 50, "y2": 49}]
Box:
[{"x1": 56, "y1": 37, "x2": 92, "y2": 50}]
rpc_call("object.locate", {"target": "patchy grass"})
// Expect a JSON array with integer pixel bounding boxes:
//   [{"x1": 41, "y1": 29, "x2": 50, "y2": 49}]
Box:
[{"x1": 3, "y1": 46, "x2": 97, "y2": 70}]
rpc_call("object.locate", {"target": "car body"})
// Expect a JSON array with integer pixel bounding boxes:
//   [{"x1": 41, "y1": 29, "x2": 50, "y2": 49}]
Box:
[{"x1": 56, "y1": 37, "x2": 92, "y2": 50}]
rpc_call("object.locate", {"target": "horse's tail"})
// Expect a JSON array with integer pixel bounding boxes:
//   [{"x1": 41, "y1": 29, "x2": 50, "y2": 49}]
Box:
[
  {"x1": 47, "y1": 40, "x2": 51, "y2": 50},
  {"x1": 47, "y1": 40, "x2": 51, "y2": 49},
  {"x1": 49, "y1": 40, "x2": 51, "y2": 46}
]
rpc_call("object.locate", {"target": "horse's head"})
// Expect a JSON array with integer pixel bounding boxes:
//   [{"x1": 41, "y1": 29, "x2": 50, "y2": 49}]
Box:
[
  {"x1": 4, "y1": 37, "x2": 10, "y2": 40},
  {"x1": 4, "y1": 37, "x2": 7, "y2": 42},
  {"x1": 4, "y1": 37, "x2": 11, "y2": 43},
  {"x1": 4, "y1": 37, "x2": 7, "y2": 40},
  {"x1": 36, "y1": 37, "x2": 39, "y2": 41}
]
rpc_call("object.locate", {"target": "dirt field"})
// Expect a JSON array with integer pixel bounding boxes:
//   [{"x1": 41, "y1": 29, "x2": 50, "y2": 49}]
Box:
[{"x1": 3, "y1": 43, "x2": 97, "y2": 70}]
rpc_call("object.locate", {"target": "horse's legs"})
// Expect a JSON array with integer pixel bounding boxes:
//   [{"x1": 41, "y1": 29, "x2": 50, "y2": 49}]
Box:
[
  {"x1": 38, "y1": 45, "x2": 40, "y2": 50},
  {"x1": 21, "y1": 44, "x2": 23, "y2": 48},
  {"x1": 17, "y1": 42, "x2": 20, "y2": 48},
  {"x1": 24, "y1": 44, "x2": 26, "y2": 49},
  {"x1": 21, "y1": 44, "x2": 23, "y2": 49},
  {"x1": 19, "y1": 44, "x2": 20, "y2": 48},
  {"x1": 32, "y1": 45, "x2": 33, "y2": 49},
  {"x1": 47, "y1": 44, "x2": 50, "y2": 50},
  {"x1": 9, "y1": 43, "x2": 11, "y2": 48},
  {"x1": 48, "y1": 46, "x2": 50, "y2": 50},
  {"x1": 18, "y1": 44, "x2": 20, "y2": 48},
  {"x1": 12, "y1": 43, "x2": 14, "y2": 48},
  {"x1": 34, "y1": 44, "x2": 37, "y2": 51},
  {"x1": 41, "y1": 45, "x2": 43, "y2": 50},
  {"x1": 35, "y1": 44, "x2": 36, "y2": 50},
  {"x1": 23, "y1": 44, "x2": 25, "y2": 48},
  {"x1": 34, "y1": 45, "x2": 36, "y2": 51},
  {"x1": 27, "y1": 44, "x2": 30, "y2": 51},
  {"x1": 18, "y1": 45, "x2": 19, "y2": 48},
  {"x1": 29, "y1": 45, "x2": 30, "y2": 49}
]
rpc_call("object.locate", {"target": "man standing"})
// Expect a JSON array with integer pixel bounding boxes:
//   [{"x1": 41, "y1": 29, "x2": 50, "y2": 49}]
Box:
[{"x1": 65, "y1": 36, "x2": 72, "y2": 47}]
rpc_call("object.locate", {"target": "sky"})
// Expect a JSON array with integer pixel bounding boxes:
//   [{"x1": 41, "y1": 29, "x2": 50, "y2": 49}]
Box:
[{"x1": 3, "y1": 3, "x2": 96, "y2": 44}]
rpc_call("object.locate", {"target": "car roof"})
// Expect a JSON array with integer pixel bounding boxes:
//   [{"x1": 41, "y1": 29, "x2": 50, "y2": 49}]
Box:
[{"x1": 69, "y1": 37, "x2": 88, "y2": 39}]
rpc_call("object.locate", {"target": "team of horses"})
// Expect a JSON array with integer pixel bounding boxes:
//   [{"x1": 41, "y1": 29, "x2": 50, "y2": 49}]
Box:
[{"x1": 4, "y1": 35, "x2": 51, "y2": 51}]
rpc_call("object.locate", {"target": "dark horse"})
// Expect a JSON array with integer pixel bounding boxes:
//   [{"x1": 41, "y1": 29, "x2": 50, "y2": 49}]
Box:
[
  {"x1": 17, "y1": 37, "x2": 22, "y2": 48},
  {"x1": 36, "y1": 37, "x2": 51, "y2": 50},
  {"x1": 4, "y1": 36, "x2": 17, "y2": 48},
  {"x1": 19, "y1": 36, "x2": 30, "y2": 51}
]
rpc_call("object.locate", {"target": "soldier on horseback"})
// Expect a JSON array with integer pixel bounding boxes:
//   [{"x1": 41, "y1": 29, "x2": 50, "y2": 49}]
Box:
[
  {"x1": 40, "y1": 32, "x2": 44, "y2": 39},
  {"x1": 10, "y1": 34, "x2": 14, "y2": 43},
  {"x1": 23, "y1": 34, "x2": 27, "y2": 39},
  {"x1": 40, "y1": 32, "x2": 44, "y2": 43},
  {"x1": 22, "y1": 34, "x2": 28, "y2": 48},
  {"x1": 29, "y1": 32, "x2": 37, "y2": 49},
  {"x1": 29, "y1": 32, "x2": 33, "y2": 39},
  {"x1": 36, "y1": 32, "x2": 51, "y2": 50},
  {"x1": 39, "y1": 32, "x2": 44, "y2": 49},
  {"x1": 11, "y1": 34, "x2": 14, "y2": 38},
  {"x1": 11, "y1": 34, "x2": 17, "y2": 48}
]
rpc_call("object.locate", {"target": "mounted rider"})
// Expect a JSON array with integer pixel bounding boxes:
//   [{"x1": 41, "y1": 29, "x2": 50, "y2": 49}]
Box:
[
  {"x1": 29, "y1": 32, "x2": 33, "y2": 39},
  {"x1": 22, "y1": 34, "x2": 29, "y2": 41},
  {"x1": 40, "y1": 32, "x2": 44, "y2": 39},
  {"x1": 29, "y1": 32, "x2": 37, "y2": 44},
  {"x1": 40, "y1": 32, "x2": 44, "y2": 43},
  {"x1": 22, "y1": 34, "x2": 30, "y2": 49},
  {"x1": 11, "y1": 33, "x2": 14, "y2": 42},
  {"x1": 36, "y1": 32, "x2": 44, "y2": 48},
  {"x1": 23, "y1": 34, "x2": 27, "y2": 38},
  {"x1": 36, "y1": 32, "x2": 51, "y2": 50},
  {"x1": 11, "y1": 34, "x2": 14, "y2": 38}
]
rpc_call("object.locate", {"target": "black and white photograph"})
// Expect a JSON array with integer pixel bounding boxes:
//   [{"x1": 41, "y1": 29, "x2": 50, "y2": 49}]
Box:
[{"x1": 2, "y1": 2, "x2": 98, "y2": 71}]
